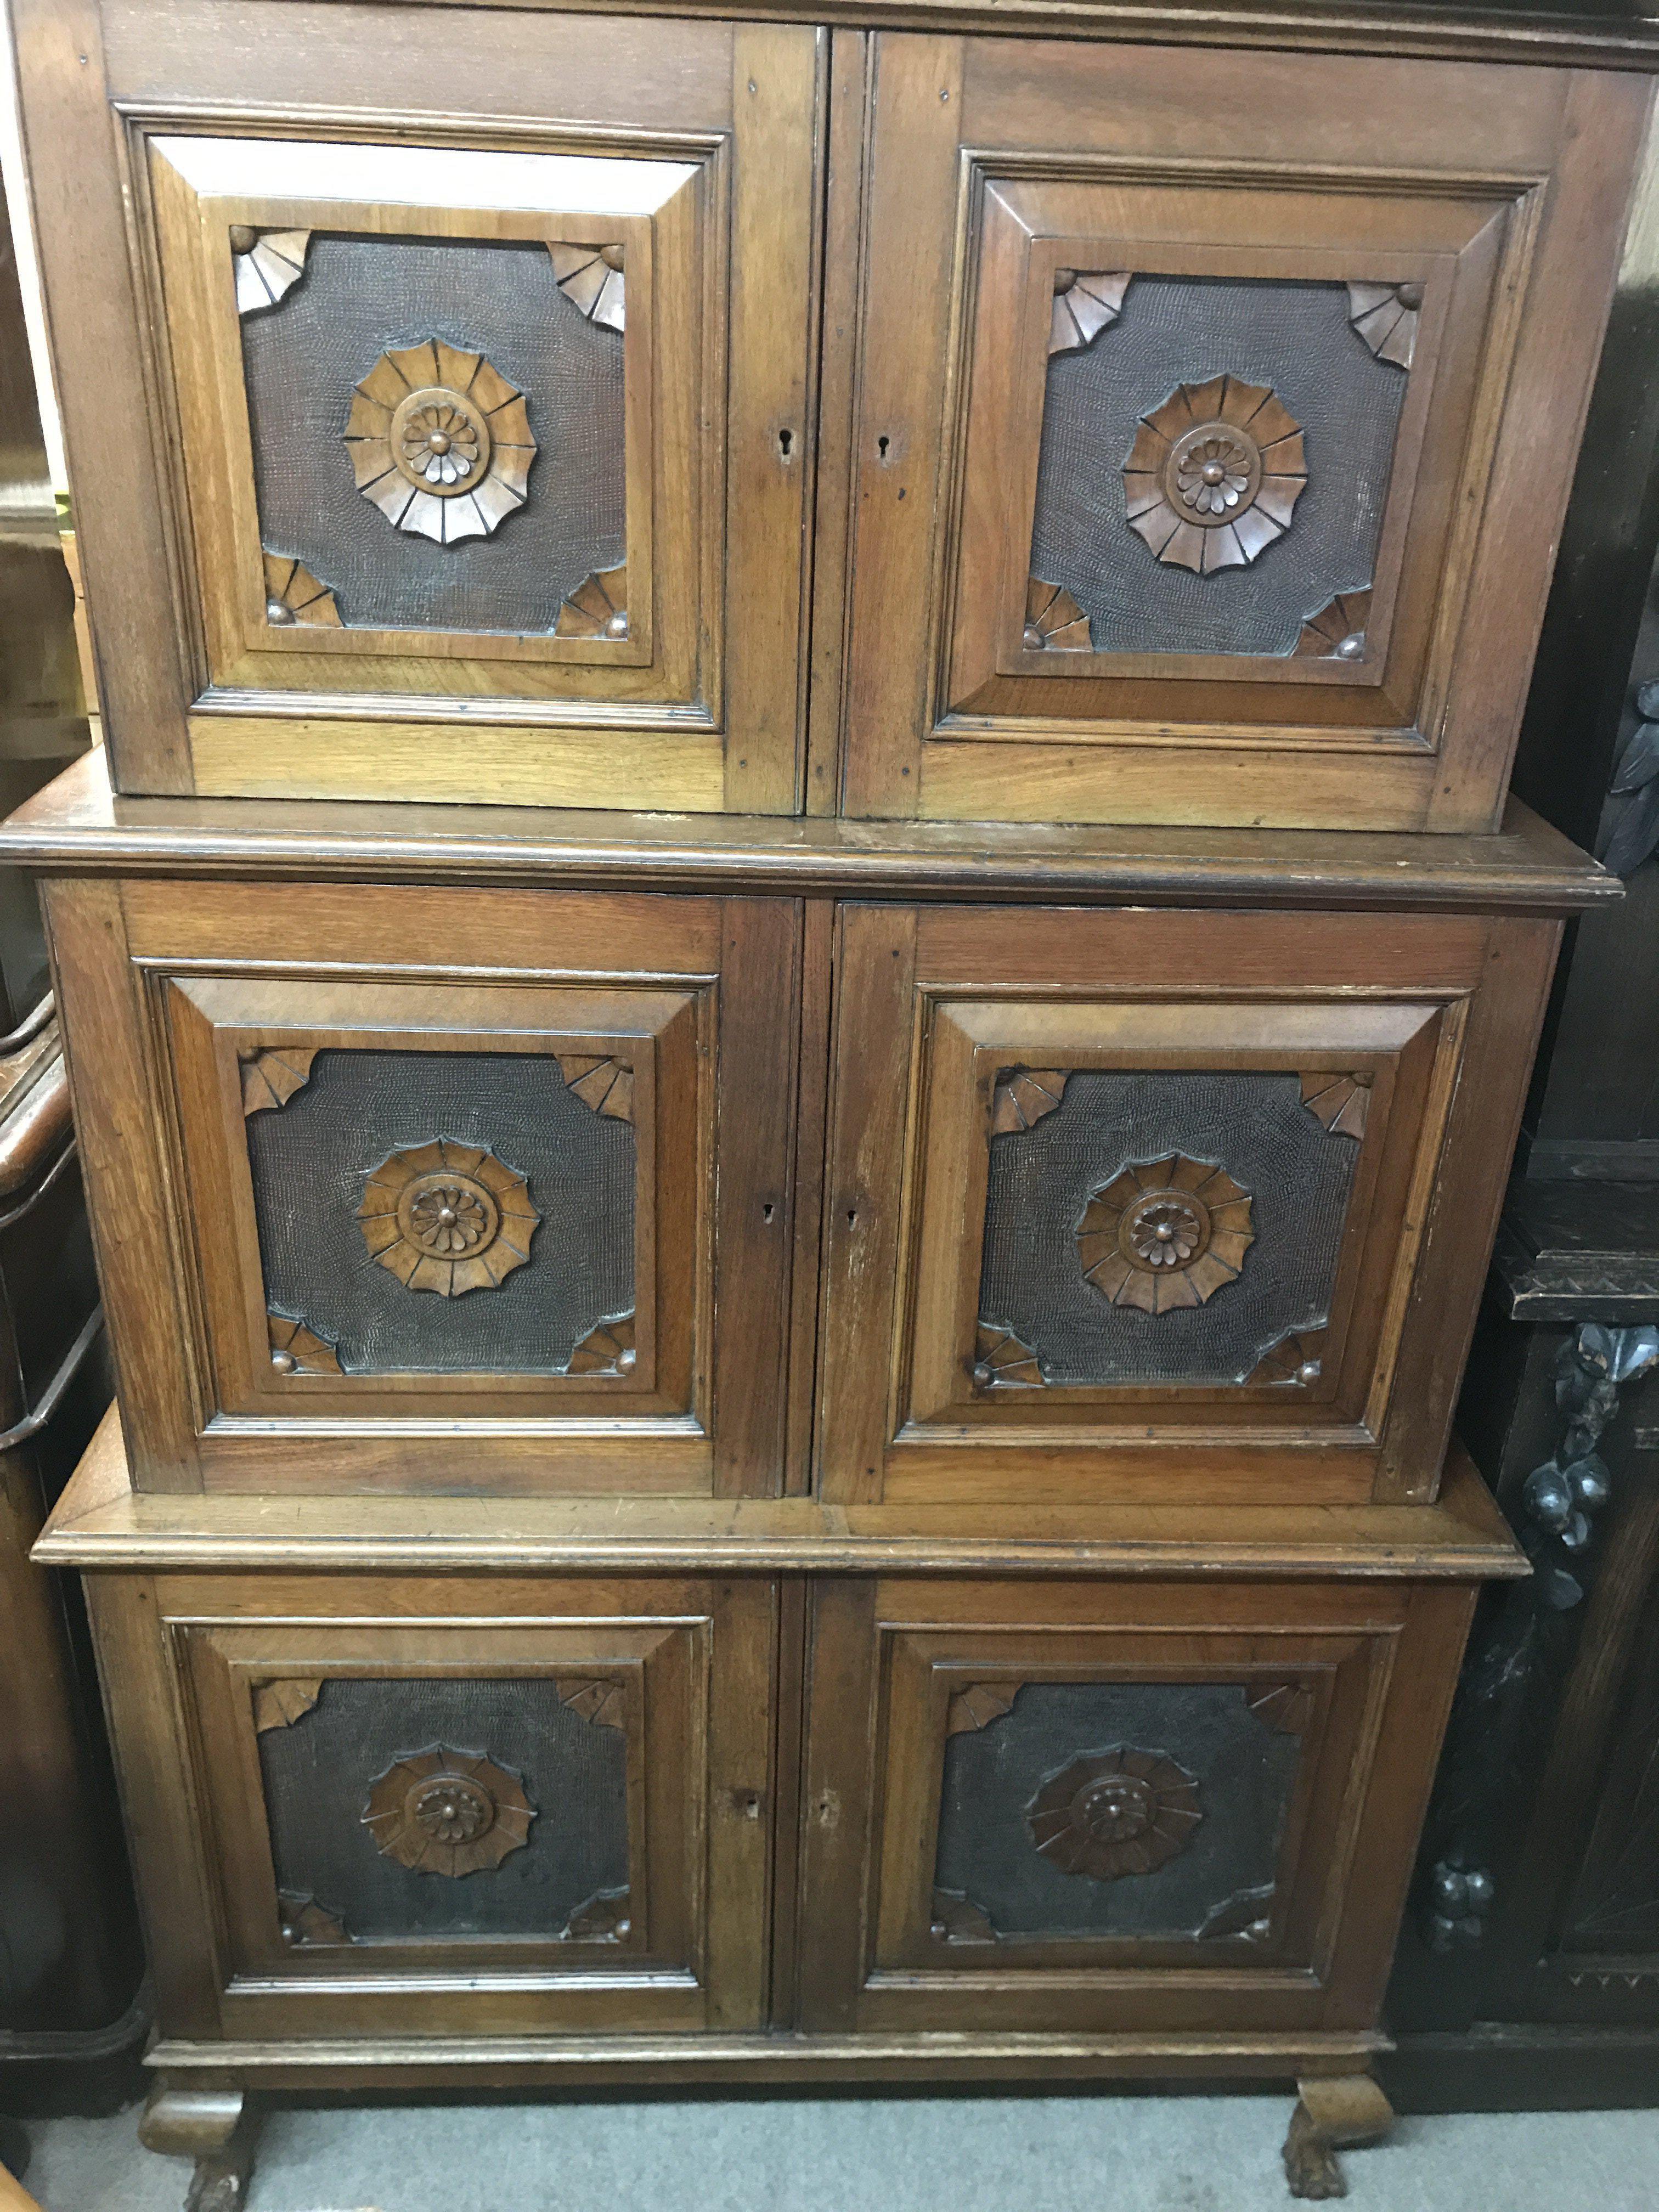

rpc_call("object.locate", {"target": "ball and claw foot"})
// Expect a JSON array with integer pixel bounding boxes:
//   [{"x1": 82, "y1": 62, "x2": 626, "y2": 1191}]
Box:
[
  {"x1": 1282, "y1": 2073, "x2": 1395, "y2": 2199},
  {"x1": 139, "y1": 2083, "x2": 260, "y2": 2212}
]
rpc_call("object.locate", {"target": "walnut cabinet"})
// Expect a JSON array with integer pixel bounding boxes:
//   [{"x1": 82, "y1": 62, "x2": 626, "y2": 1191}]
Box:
[
  {"x1": 11, "y1": 0, "x2": 1652, "y2": 828},
  {"x1": 6, "y1": 0, "x2": 1655, "y2": 2199}
]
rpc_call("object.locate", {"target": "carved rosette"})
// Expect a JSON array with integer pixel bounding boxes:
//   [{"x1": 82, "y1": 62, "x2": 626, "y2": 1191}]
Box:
[
  {"x1": 567, "y1": 1316, "x2": 637, "y2": 1377},
  {"x1": 556, "y1": 1053, "x2": 634, "y2": 1121},
  {"x1": 267, "y1": 1312, "x2": 341, "y2": 1377},
  {"x1": 972, "y1": 1324, "x2": 1046, "y2": 1390},
  {"x1": 230, "y1": 225, "x2": 311, "y2": 315},
  {"x1": 1246, "y1": 1327, "x2": 1327, "y2": 1388},
  {"x1": 239, "y1": 1045, "x2": 317, "y2": 1115},
  {"x1": 1295, "y1": 589, "x2": 1372, "y2": 661},
  {"x1": 1300, "y1": 1071, "x2": 1372, "y2": 1139},
  {"x1": 1347, "y1": 280, "x2": 1422, "y2": 369},
  {"x1": 549, "y1": 243, "x2": 626, "y2": 331},
  {"x1": 1048, "y1": 268, "x2": 1131, "y2": 357},
  {"x1": 1124, "y1": 375, "x2": 1306, "y2": 575},
  {"x1": 1077, "y1": 1154, "x2": 1255, "y2": 1314},
  {"x1": 1027, "y1": 1747, "x2": 1204, "y2": 1881},
  {"x1": 357, "y1": 1139, "x2": 539, "y2": 1296},
  {"x1": 1023, "y1": 578, "x2": 1092, "y2": 652},
  {"x1": 991, "y1": 1067, "x2": 1069, "y2": 1134},
  {"x1": 346, "y1": 341, "x2": 536, "y2": 544},
  {"x1": 362, "y1": 1745, "x2": 535, "y2": 1877},
  {"x1": 555, "y1": 565, "x2": 630, "y2": 641},
  {"x1": 262, "y1": 553, "x2": 340, "y2": 629}
]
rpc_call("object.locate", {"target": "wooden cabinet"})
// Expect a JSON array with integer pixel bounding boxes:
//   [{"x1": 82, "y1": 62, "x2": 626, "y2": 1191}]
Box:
[
  {"x1": 13, "y1": 1, "x2": 1650, "y2": 831},
  {"x1": 797, "y1": 1575, "x2": 1472, "y2": 2039},
  {"x1": 6, "y1": 0, "x2": 1653, "y2": 2198},
  {"x1": 817, "y1": 902, "x2": 1560, "y2": 1505},
  {"x1": 95, "y1": 1561, "x2": 776, "y2": 2040}
]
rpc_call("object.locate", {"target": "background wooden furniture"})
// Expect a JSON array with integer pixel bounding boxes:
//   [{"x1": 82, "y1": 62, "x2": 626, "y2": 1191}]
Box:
[{"x1": 5, "y1": 1, "x2": 1656, "y2": 2203}]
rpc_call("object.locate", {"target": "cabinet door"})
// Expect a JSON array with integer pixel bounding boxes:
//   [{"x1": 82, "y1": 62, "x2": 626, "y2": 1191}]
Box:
[
  {"x1": 797, "y1": 1576, "x2": 1472, "y2": 2039},
  {"x1": 817, "y1": 903, "x2": 1558, "y2": 1504},
  {"x1": 49, "y1": 878, "x2": 797, "y2": 1496},
  {"x1": 100, "y1": 1572, "x2": 774, "y2": 2041},
  {"x1": 836, "y1": 33, "x2": 1647, "y2": 831},
  {"x1": 18, "y1": 1, "x2": 819, "y2": 809}
]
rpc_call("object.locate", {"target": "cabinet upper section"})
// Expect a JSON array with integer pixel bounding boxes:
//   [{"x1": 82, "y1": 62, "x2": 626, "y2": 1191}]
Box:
[{"x1": 9, "y1": 1, "x2": 1653, "y2": 828}]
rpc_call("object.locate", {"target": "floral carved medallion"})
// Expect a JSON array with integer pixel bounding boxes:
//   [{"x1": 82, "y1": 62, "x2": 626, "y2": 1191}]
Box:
[
  {"x1": 230, "y1": 225, "x2": 310, "y2": 315},
  {"x1": 357, "y1": 1138, "x2": 539, "y2": 1296},
  {"x1": 1295, "y1": 589, "x2": 1372, "y2": 662},
  {"x1": 345, "y1": 341, "x2": 536, "y2": 545},
  {"x1": 1077, "y1": 1154, "x2": 1255, "y2": 1314},
  {"x1": 1027, "y1": 1747, "x2": 1204, "y2": 1881},
  {"x1": 362, "y1": 1745, "x2": 535, "y2": 1877},
  {"x1": 1124, "y1": 375, "x2": 1307, "y2": 575},
  {"x1": 1346, "y1": 280, "x2": 1421, "y2": 370}
]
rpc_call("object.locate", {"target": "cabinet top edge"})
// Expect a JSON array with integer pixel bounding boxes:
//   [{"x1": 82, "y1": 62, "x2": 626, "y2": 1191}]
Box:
[
  {"x1": 144, "y1": 0, "x2": 1659, "y2": 76},
  {"x1": 37, "y1": 1407, "x2": 1526, "y2": 1580},
  {"x1": 0, "y1": 753, "x2": 1616, "y2": 915}
]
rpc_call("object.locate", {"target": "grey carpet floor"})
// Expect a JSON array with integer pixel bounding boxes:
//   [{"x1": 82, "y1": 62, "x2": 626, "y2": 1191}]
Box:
[{"x1": 19, "y1": 2095, "x2": 1659, "y2": 2211}]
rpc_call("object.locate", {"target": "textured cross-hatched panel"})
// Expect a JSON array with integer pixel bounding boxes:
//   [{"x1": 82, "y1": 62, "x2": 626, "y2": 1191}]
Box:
[
  {"x1": 979, "y1": 1070, "x2": 1358, "y2": 1386},
  {"x1": 257, "y1": 1675, "x2": 629, "y2": 1940},
  {"x1": 1030, "y1": 276, "x2": 1407, "y2": 657},
  {"x1": 934, "y1": 1680, "x2": 1302, "y2": 1940},
  {"x1": 246, "y1": 1048, "x2": 634, "y2": 1375},
  {"x1": 242, "y1": 235, "x2": 625, "y2": 634}
]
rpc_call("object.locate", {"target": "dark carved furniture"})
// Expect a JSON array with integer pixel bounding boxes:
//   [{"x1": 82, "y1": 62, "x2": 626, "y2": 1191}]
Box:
[{"x1": 4, "y1": 0, "x2": 1655, "y2": 2200}]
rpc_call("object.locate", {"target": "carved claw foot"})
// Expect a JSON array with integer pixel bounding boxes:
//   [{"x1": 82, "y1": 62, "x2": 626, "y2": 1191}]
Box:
[
  {"x1": 140, "y1": 2083, "x2": 259, "y2": 2212},
  {"x1": 1283, "y1": 2073, "x2": 1394, "y2": 2199}
]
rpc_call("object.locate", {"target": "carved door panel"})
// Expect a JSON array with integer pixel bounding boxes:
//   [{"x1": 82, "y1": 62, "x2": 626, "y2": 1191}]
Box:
[
  {"x1": 128, "y1": 1573, "x2": 774, "y2": 2038},
  {"x1": 67, "y1": 879, "x2": 797, "y2": 1495},
  {"x1": 45, "y1": 2, "x2": 819, "y2": 808},
  {"x1": 816, "y1": 904, "x2": 1559, "y2": 1504},
  {"x1": 796, "y1": 1577, "x2": 1472, "y2": 2036},
  {"x1": 837, "y1": 34, "x2": 1647, "y2": 831}
]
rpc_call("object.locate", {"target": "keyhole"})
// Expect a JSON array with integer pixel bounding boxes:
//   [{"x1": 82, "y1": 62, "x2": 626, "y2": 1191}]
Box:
[
  {"x1": 778, "y1": 427, "x2": 794, "y2": 459},
  {"x1": 877, "y1": 434, "x2": 890, "y2": 462}
]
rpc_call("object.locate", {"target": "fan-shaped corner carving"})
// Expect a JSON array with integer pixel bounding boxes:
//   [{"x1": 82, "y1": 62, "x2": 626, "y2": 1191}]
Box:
[
  {"x1": 239, "y1": 1045, "x2": 317, "y2": 1115},
  {"x1": 357, "y1": 1138, "x2": 539, "y2": 1297},
  {"x1": 557, "y1": 1053, "x2": 634, "y2": 1121},
  {"x1": 992, "y1": 1068, "x2": 1069, "y2": 1135},
  {"x1": 1048, "y1": 269, "x2": 1131, "y2": 356},
  {"x1": 972, "y1": 1324, "x2": 1046, "y2": 1391},
  {"x1": 564, "y1": 1886, "x2": 632, "y2": 1941},
  {"x1": 557, "y1": 1678, "x2": 627, "y2": 1729},
  {"x1": 252, "y1": 1678, "x2": 323, "y2": 1733},
  {"x1": 567, "y1": 1314, "x2": 636, "y2": 1378},
  {"x1": 1245, "y1": 1328, "x2": 1327, "y2": 1389},
  {"x1": 362, "y1": 1745, "x2": 535, "y2": 1877},
  {"x1": 555, "y1": 563, "x2": 629, "y2": 641},
  {"x1": 345, "y1": 340, "x2": 537, "y2": 545},
  {"x1": 1198, "y1": 1881, "x2": 1277, "y2": 1942},
  {"x1": 1124, "y1": 375, "x2": 1306, "y2": 576},
  {"x1": 262, "y1": 553, "x2": 341, "y2": 629},
  {"x1": 1247, "y1": 1680, "x2": 1319, "y2": 1734},
  {"x1": 1300, "y1": 1070, "x2": 1373, "y2": 1139},
  {"x1": 1294, "y1": 589, "x2": 1372, "y2": 661},
  {"x1": 931, "y1": 1888, "x2": 996, "y2": 1944},
  {"x1": 1347, "y1": 280, "x2": 1421, "y2": 369},
  {"x1": 231, "y1": 225, "x2": 311, "y2": 314},
  {"x1": 1023, "y1": 578, "x2": 1092, "y2": 652},
  {"x1": 278, "y1": 1891, "x2": 351, "y2": 1946},
  {"x1": 946, "y1": 1681, "x2": 1022, "y2": 1736},
  {"x1": 267, "y1": 1312, "x2": 342, "y2": 1378},
  {"x1": 1028, "y1": 1747, "x2": 1204, "y2": 1881},
  {"x1": 549, "y1": 242, "x2": 625, "y2": 330},
  {"x1": 1077, "y1": 1155, "x2": 1255, "y2": 1314}
]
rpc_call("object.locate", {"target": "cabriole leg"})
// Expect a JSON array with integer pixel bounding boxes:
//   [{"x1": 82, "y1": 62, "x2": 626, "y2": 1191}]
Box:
[{"x1": 1282, "y1": 2072, "x2": 1395, "y2": 2199}]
